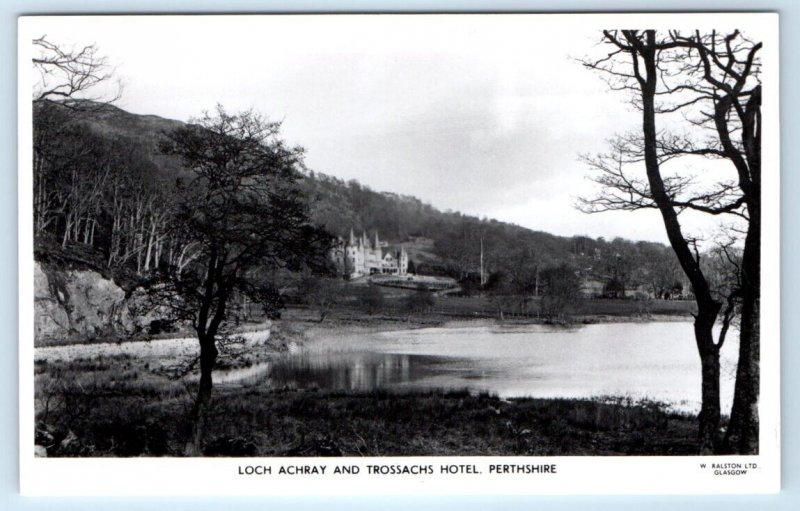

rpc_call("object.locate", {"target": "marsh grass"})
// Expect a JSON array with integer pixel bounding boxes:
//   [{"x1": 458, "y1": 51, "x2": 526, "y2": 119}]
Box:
[
  {"x1": 34, "y1": 315, "x2": 702, "y2": 457},
  {"x1": 35, "y1": 356, "x2": 699, "y2": 457}
]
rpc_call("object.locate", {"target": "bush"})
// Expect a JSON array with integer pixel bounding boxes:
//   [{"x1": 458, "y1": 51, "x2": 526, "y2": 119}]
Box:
[
  {"x1": 355, "y1": 285, "x2": 385, "y2": 315},
  {"x1": 402, "y1": 290, "x2": 435, "y2": 313},
  {"x1": 539, "y1": 264, "x2": 581, "y2": 322}
]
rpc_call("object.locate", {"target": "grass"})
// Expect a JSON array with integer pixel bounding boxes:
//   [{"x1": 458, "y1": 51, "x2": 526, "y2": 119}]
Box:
[
  {"x1": 35, "y1": 355, "x2": 700, "y2": 457},
  {"x1": 310, "y1": 293, "x2": 695, "y2": 323},
  {"x1": 430, "y1": 295, "x2": 694, "y2": 318},
  {"x1": 279, "y1": 296, "x2": 695, "y2": 332},
  {"x1": 33, "y1": 310, "x2": 701, "y2": 458},
  {"x1": 577, "y1": 298, "x2": 696, "y2": 317},
  {"x1": 35, "y1": 294, "x2": 695, "y2": 350}
]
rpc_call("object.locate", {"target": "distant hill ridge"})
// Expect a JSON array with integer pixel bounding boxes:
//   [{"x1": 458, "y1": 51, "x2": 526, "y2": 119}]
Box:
[{"x1": 35, "y1": 101, "x2": 676, "y2": 281}]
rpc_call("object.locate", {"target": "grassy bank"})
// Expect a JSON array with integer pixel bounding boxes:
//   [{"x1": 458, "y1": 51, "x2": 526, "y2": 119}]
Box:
[
  {"x1": 420, "y1": 295, "x2": 696, "y2": 319},
  {"x1": 35, "y1": 294, "x2": 694, "y2": 350},
  {"x1": 35, "y1": 355, "x2": 699, "y2": 457},
  {"x1": 34, "y1": 314, "x2": 702, "y2": 457},
  {"x1": 280, "y1": 298, "x2": 694, "y2": 332}
]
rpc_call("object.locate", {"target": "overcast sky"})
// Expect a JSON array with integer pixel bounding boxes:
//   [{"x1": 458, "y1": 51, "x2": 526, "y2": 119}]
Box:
[{"x1": 24, "y1": 14, "x2": 763, "y2": 244}]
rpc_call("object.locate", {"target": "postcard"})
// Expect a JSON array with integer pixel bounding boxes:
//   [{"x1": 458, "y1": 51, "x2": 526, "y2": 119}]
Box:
[{"x1": 18, "y1": 13, "x2": 780, "y2": 495}]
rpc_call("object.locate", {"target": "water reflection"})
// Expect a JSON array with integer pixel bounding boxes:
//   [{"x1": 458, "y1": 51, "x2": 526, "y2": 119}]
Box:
[
  {"x1": 226, "y1": 352, "x2": 465, "y2": 391},
  {"x1": 213, "y1": 322, "x2": 738, "y2": 413}
]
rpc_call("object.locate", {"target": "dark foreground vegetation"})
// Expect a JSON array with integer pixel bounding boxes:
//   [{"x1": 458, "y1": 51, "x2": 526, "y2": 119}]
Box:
[{"x1": 36, "y1": 355, "x2": 698, "y2": 457}]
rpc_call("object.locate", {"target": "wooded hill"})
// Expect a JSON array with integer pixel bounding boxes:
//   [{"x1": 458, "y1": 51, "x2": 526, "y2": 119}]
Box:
[{"x1": 32, "y1": 101, "x2": 685, "y2": 298}]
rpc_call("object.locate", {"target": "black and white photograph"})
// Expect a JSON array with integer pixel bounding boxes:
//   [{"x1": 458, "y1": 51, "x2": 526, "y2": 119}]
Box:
[{"x1": 18, "y1": 13, "x2": 780, "y2": 495}]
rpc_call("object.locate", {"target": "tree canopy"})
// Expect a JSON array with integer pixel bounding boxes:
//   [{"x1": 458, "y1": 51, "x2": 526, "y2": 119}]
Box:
[{"x1": 155, "y1": 105, "x2": 333, "y2": 453}]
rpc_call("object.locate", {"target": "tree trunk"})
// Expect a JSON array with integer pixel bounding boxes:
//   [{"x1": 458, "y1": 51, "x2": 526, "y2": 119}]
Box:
[
  {"x1": 185, "y1": 334, "x2": 218, "y2": 456},
  {"x1": 62, "y1": 214, "x2": 73, "y2": 247},
  {"x1": 154, "y1": 238, "x2": 163, "y2": 270},
  {"x1": 635, "y1": 31, "x2": 724, "y2": 452},
  {"x1": 724, "y1": 291, "x2": 759, "y2": 454},
  {"x1": 724, "y1": 207, "x2": 760, "y2": 454},
  {"x1": 696, "y1": 313, "x2": 721, "y2": 453},
  {"x1": 167, "y1": 238, "x2": 174, "y2": 269},
  {"x1": 722, "y1": 84, "x2": 761, "y2": 455}
]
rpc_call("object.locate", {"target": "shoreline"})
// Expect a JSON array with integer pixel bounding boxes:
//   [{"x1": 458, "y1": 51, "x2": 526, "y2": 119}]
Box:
[
  {"x1": 33, "y1": 317, "x2": 707, "y2": 457},
  {"x1": 34, "y1": 300, "x2": 692, "y2": 348},
  {"x1": 34, "y1": 316, "x2": 705, "y2": 415},
  {"x1": 34, "y1": 310, "x2": 693, "y2": 350}
]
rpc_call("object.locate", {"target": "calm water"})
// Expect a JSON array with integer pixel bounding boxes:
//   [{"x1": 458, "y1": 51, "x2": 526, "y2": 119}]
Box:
[{"x1": 216, "y1": 322, "x2": 739, "y2": 413}]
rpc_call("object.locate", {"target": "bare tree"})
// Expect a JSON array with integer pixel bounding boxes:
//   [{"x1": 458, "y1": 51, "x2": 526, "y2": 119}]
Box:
[
  {"x1": 32, "y1": 36, "x2": 122, "y2": 106},
  {"x1": 638, "y1": 243, "x2": 683, "y2": 299},
  {"x1": 105, "y1": 156, "x2": 175, "y2": 273},
  {"x1": 580, "y1": 30, "x2": 761, "y2": 453},
  {"x1": 32, "y1": 37, "x2": 124, "y2": 247},
  {"x1": 538, "y1": 264, "x2": 581, "y2": 323}
]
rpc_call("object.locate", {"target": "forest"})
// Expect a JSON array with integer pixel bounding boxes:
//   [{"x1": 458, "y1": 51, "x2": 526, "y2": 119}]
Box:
[{"x1": 33, "y1": 99, "x2": 694, "y2": 306}]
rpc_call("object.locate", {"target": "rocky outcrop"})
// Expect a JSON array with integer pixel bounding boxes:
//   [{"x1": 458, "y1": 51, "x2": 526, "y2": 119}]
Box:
[
  {"x1": 34, "y1": 262, "x2": 143, "y2": 344},
  {"x1": 34, "y1": 263, "x2": 73, "y2": 341}
]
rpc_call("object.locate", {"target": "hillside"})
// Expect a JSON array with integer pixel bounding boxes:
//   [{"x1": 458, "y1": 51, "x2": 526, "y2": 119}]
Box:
[
  {"x1": 32, "y1": 101, "x2": 682, "y2": 296},
  {"x1": 296, "y1": 169, "x2": 681, "y2": 292},
  {"x1": 298, "y1": 170, "x2": 577, "y2": 275}
]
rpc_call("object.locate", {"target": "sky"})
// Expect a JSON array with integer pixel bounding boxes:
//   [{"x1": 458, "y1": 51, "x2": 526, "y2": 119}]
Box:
[{"x1": 22, "y1": 14, "x2": 762, "y2": 244}]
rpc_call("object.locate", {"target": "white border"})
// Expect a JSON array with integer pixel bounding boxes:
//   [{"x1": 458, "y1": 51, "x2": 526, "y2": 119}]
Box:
[{"x1": 18, "y1": 13, "x2": 781, "y2": 496}]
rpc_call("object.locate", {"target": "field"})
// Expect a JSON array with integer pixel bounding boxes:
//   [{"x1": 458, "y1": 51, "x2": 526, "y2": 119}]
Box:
[
  {"x1": 315, "y1": 289, "x2": 696, "y2": 323},
  {"x1": 420, "y1": 295, "x2": 695, "y2": 319}
]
